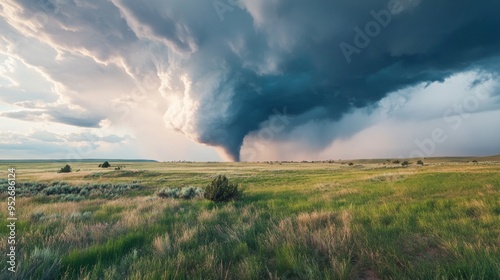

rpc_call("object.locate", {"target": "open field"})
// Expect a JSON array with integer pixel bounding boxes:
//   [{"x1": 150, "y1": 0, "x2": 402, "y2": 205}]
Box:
[{"x1": 1, "y1": 159, "x2": 499, "y2": 279}]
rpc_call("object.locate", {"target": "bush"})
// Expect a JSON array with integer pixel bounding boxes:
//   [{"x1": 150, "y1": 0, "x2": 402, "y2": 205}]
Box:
[
  {"x1": 204, "y1": 175, "x2": 240, "y2": 202},
  {"x1": 402, "y1": 161, "x2": 410, "y2": 167},
  {"x1": 101, "y1": 161, "x2": 111, "y2": 168},
  {"x1": 417, "y1": 160, "x2": 424, "y2": 166},
  {"x1": 156, "y1": 186, "x2": 204, "y2": 200},
  {"x1": 348, "y1": 162, "x2": 354, "y2": 166},
  {"x1": 156, "y1": 187, "x2": 180, "y2": 199},
  {"x1": 392, "y1": 160, "x2": 400, "y2": 164},
  {"x1": 179, "y1": 187, "x2": 196, "y2": 199},
  {"x1": 59, "y1": 164, "x2": 71, "y2": 173}
]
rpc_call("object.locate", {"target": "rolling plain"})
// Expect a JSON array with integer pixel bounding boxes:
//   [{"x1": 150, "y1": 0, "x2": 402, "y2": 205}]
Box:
[{"x1": 0, "y1": 157, "x2": 499, "y2": 279}]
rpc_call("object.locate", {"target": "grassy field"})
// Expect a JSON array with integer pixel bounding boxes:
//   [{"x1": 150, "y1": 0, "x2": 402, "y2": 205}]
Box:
[{"x1": 0, "y1": 158, "x2": 499, "y2": 279}]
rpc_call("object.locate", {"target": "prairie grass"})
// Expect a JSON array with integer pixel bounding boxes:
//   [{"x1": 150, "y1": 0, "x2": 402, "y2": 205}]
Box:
[{"x1": 0, "y1": 161, "x2": 499, "y2": 279}]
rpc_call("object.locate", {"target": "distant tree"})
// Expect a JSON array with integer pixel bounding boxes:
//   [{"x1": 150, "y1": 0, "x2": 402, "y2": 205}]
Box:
[
  {"x1": 59, "y1": 164, "x2": 71, "y2": 173},
  {"x1": 401, "y1": 161, "x2": 410, "y2": 167},
  {"x1": 101, "y1": 161, "x2": 111, "y2": 168},
  {"x1": 417, "y1": 160, "x2": 424, "y2": 166}
]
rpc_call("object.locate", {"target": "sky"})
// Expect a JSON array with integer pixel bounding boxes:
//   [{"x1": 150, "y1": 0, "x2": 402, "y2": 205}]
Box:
[{"x1": 0, "y1": 0, "x2": 499, "y2": 162}]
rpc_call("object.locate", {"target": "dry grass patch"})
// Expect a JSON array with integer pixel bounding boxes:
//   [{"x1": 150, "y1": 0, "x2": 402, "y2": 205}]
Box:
[
  {"x1": 264, "y1": 210, "x2": 355, "y2": 278},
  {"x1": 60, "y1": 222, "x2": 127, "y2": 248},
  {"x1": 198, "y1": 208, "x2": 217, "y2": 222},
  {"x1": 23, "y1": 199, "x2": 105, "y2": 218},
  {"x1": 118, "y1": 196, "x2": 178, "y2": 228},
  {"x1": 153, "y1": 233, "x2": 174, "y2": 256},
  {"x1": 176, "y1": 225, "x2": 198, "y2": 244}
]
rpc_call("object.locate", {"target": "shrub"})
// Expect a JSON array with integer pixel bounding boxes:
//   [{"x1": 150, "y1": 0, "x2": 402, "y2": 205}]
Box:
[
  {"x1": 194, "y1": 187, "x2": 205, "y2": 198},
  {"x1": 392, "y1": 160, "x2": 400, "y2": 164},
  {"x1": 417, "y1": 160, "x2": 424, "y2": 166},
  {"x1": 101, "y1": 161, "x2": 111, "y2": 168},
  {"x1": 204, "y1": 175, "x2": 240, "y2": 202},
  {"x1": 180, "y1": 186, "x2": 205, "y2": 199},
  {"x1": 179, "y1": 187, "x2": 196, "y2": 199},
  {"x1": 60, "y1": 194, "x2": 85, "y2": 202},
  {"x1": 156, "y1": 186, "x2": 204, "y2": 200},
  {"x1": 348, "y1": 162, "x2": 354, "y2": 166},
  {"x1": 59, "y1": 164, "x2": 71, "y2": 173},
  {"x1": 156, "y1": 187, "x2": 180, "y2": 199},
  {"x1": 82, "y1": 211, "x2": 93, "y2": 220},
  {"x1": 2, "y1": 181, "x2": 143, "y2": 200},
  {"x1": 401, "y1": 161, "x2": 410, "y2": 167}
]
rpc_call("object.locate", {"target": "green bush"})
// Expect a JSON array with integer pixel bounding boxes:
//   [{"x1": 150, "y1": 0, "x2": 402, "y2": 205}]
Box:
[
  {"x1": 402, "y1": 161, "x2": 410, "y2": 167},
  {"x1": 417, "y1": 160, "x2": 424, "y2": 166},
  {"x1": 204, "y1": 175, "x2": 240, "y2": 202},
  {"x1": 101, "y1": 161, "x2": 111, "y2": 168},
  {"x1": 59, "y1": 164, "x2": 71, "y2": 173}
]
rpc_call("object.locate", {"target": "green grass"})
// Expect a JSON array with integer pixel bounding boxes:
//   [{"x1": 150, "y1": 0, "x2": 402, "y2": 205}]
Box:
[
  {"x1": 0, "y1": 161, "x2": 499, "y2": 279},
  {"x1": 62, "y1": 232, "x2": 145, "y2": 278}
]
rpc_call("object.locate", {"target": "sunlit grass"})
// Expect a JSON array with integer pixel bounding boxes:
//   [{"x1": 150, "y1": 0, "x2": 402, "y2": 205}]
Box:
[{"x1": 0, "y1": 161, "x2": 498, "y2": 279}]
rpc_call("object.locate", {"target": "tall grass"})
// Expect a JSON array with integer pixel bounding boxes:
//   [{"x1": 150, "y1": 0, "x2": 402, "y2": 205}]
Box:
[
  {"x1": 0, "y1": 161, "x2": 499, "y2": 278},
  {"x1": 62, "y1": 232, "x2": 145, "y2": 277}
]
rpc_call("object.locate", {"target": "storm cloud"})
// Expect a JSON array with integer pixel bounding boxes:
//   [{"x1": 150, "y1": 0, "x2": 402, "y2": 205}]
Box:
[
  {"x1": 2, "y1": 0, "x2": 500, "y2": 161},
  {"x1": 149, "y1": 0, "x2": 500, "y2": 160}
]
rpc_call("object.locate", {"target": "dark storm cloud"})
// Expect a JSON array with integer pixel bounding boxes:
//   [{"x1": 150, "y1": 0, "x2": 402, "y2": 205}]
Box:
[
  {"x1": 161, "y1": 0, "x2": 500, "y2": 160},
  {"x1": 4, "y1": 0, "x2": 500, "y2": 161}
]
